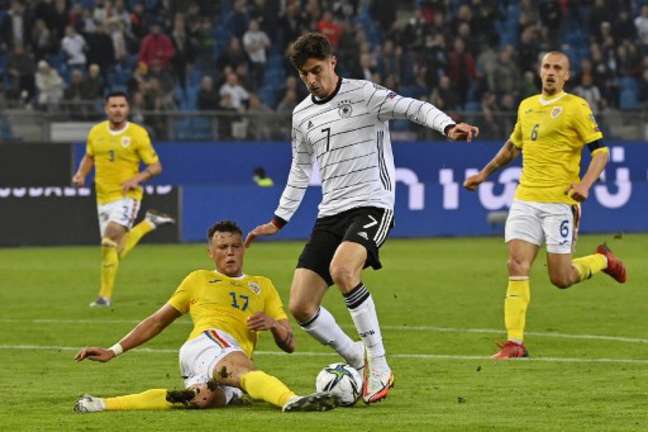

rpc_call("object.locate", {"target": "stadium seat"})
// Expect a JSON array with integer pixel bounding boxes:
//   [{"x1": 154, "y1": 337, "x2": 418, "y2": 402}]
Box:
[
  {"x1": 0, "y1": 115, "x2": 13, "y2": 141},
  {"x1": 47, "y1": 53, "x2": 65, "y2": 70},
  {"x1": 78, "y1": 0, "x2": 96, "y2": 9},
  {"x1": 185, "y1": 84, "x2": 199, "y2": 111},
  {"x1": 464, "y1": 101, "x2": 481, "y2": 113},
  {"x1": 619, "y1": 77, "x2": 639, "y2": 110}
]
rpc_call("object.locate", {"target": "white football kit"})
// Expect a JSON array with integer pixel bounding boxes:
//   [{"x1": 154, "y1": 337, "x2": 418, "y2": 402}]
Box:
[{"x1": 274, "y1": 78, "x2": 455, "y2": 221}]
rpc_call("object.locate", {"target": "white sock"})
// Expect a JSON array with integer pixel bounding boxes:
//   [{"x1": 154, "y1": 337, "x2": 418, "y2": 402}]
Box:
[
  {"x1": 300, "y1": 306, "x2": 362, "y2": 367},
  {"x1": 345, "y1": 283, "x2": 389, "y2": 371}
]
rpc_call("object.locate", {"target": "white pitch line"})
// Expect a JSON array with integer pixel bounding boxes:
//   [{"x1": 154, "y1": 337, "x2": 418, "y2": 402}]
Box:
[
  {"x1": 381, "y1": 325, "x2": 648, "y2": 345},
  {"x1": 1, "y1": 344, "x2": 648, "y2": 365},
  {"x1": 1, "y1": 318, "x2": 647, "y2": 345}
]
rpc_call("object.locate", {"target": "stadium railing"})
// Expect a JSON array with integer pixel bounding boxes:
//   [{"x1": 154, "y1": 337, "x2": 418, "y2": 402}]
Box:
[{"x1": 2, "y1": 103, "x2": 648, "y2": 142}]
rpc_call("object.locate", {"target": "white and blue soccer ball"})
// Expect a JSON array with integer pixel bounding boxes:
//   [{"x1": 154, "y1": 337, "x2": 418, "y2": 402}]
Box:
[{"x1": 315, "y1": 362, "x2": 362, "y2": 407}]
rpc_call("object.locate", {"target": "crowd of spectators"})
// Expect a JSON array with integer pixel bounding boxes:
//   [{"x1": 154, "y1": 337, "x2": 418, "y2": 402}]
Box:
[{"x1": 1, "y1": 0, "x2": 648, "y2": 139}]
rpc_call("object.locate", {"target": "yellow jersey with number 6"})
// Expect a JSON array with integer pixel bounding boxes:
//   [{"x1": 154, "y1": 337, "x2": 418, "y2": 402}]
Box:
[
  {"x1": 509, "y1": 92, "x2": 605, "y2": 204},
  {"x1": 86, "y1": 121, "x2": 159, "y2": 205},
  {"x1": 167, "y1": 270, "x2": 288, "y2": 358}
]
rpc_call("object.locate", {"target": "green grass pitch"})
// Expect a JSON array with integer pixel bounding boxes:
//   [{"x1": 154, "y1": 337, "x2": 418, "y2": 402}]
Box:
[{"x1": 1, "y1": 234, "x2": 646, "y2": 431}]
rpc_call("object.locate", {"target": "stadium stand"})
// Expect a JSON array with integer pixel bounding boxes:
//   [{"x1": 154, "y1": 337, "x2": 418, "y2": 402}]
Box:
[{"x1": 1, "y1": 0, "x2": 647, "y2": 141}]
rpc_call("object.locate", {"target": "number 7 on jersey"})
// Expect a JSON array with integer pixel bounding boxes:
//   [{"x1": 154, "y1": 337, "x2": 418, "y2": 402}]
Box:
[{"x1": 322, "y1": 127, "x2": 331, "y2": 152}]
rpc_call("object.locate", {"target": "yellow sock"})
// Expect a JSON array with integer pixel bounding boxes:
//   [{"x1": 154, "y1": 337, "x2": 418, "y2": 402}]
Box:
[
  {"x1": 98, "y1": 238, "x2": 119, "y2": 299},
  {"x1": 119, "y1": 220, "x2": 155, "y2": 259},
  {"x1": 105, "y1": 389, "x2": 173, "y2": 411},
  {"x1": 240, "y1": 370, "x2": 296, "y2": 408},
  {"x1": 572, "y1": 253, "x2": 608, "y2": 282},
  {"x1": 504, "y1": 277, "x2": 530, "y2": 343}
]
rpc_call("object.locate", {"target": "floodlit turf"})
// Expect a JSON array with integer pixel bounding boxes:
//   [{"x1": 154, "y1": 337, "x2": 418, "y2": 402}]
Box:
[{"x1": 1, "y1": 234, "x2": 647, "y2": 431}]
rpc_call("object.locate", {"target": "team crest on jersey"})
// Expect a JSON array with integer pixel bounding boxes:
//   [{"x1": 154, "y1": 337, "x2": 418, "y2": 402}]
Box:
[
  {"x1": 337, "y1": 99, "x2": 353, "y2": 118},
  {"x1": 551, "y1": 107, "x2": 563, "y2": 118},
  {"x1": 121, "y1": 136, "x2": 131, "y2": 148},
  {"x1": 248, "y1": 281, "x2": 261, "y2": 295}
]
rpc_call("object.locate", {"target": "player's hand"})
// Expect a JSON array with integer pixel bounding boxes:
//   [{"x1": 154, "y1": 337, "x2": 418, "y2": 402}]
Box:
[
  {"x1": 122, "y1": 178, "x2": 140, "y2": 193},
  {"x1": 447, "y1": 123, "x2": 480, "y2": 142},
  {"x1": 244, "y1": 222, "x2": 279, "y2": 248},
  {"x1": 565, "y1": 183, "x2": 589, "y2": 202},
  {"x1": 74, "y1": 347, "x2": 115, "y2": 363},
  {"x1": 246, "y1": 312, "x2": 276, "y2": 331},
  {"x1": 463, "y1": 172, "x2": 487, "y2": 191},
  {"x1": 72, "y1": 173, "x2": 85, "y2": 187}
]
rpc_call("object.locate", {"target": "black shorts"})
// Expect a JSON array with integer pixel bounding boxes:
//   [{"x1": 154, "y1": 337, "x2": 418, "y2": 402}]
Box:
[{"x1": 297, "y1": 207, "x2": 394, "y2": 286}]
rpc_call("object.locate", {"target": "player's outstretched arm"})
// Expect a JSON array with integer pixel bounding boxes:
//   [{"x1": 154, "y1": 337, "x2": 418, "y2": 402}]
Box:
[
  {"x1": 446, "y1": 123, "x2": 480, "y2": 142},
  {"x1": 74, "y1": 304, "x2": 180, "y2": 363},
  {"x1": 464, "y1": 140, "x2": 520, "y2": 191},
  {"x1": 247, "y1": 313, "x2": 295, "y2": 353},
  {"x1": 122, "y1": 161, "x2": 162, "y2": 192},
  {"x1": 364, "y1": 83, "x2": 479, "y2": 140},
  {"x1": 566, "y1": 147, "x2": 609, "y2": 202},
  {"x1": 244, "y1": 220, "x2": 281, "y2": 248},
  {"x1": 72, "y1": 154, "x2": 94, "y2": 187}
]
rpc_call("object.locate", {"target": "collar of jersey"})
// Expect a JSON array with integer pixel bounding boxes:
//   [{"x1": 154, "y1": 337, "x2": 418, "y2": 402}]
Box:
[
  {"x1": 311, "y1": 76, "x2": 343, "y2": 105},
  {"x1": 107, "y1": 121, "x2": 130, "y2": 135},
  {"x1": 539, "y1": 91, "x2": 566, "y2": 106},
  {"x1": 214, "y1": 269, "x2": 246, "y2": 280}
]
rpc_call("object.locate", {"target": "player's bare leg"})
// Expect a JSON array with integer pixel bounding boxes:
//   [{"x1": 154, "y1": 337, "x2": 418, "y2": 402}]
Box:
[
  {"x1": 211, "y1": 351, "x2": 338, "y2": 412},
  {"x1": 493, "y1": 239, "x2": 539, "y2": 359},
  {"x1": 330, "y1": 241, "x2": 393, "y2": 403},
  {"x1": 91, "y1": 222, "x2": 127, "y2": 307},
  {"x1": 166, "y1": 383, "x2": 232, "y2": 409},
  {"x1": 289, "y1": 269, "x2": 329, "y2": 322},
  {"x1": 546, "y1": 253, "x2": 582, "y2": 288},
  {"x1": 289, "y1": 268, "x2": 364, "y2": 370},
  {"x1": 551, "y1": 244, "x2": 626, "y2": 285}
]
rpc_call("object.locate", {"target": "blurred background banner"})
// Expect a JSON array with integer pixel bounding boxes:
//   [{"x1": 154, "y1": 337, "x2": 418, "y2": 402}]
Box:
[
  {"x1": 179, "y1": 181, "x2": 648, "y2": 242},
  {"x1": 71, "y1": 140, "x2": 648, "y2": 184},
  {"x1": 2, "y1": 140, "x2": 645, "y2": 245},
  {"x1": 0, "y1": 143, "x2": 73, "y2": 186},
  {"x1": 47, "y1": 140, "x2": 645, "y2": 242},
  {"x1": 0, "y1": 184, "x2": 179, "y2": 246}
]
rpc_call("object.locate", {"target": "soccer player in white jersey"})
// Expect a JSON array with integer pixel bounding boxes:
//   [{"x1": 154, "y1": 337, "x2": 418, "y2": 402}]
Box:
[{"x1": 246, "y1": 33, "x2": 479, "y2": 404}]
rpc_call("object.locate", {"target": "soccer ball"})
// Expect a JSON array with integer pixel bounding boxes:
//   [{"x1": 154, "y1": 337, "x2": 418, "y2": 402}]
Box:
[{"x1": 315, "y1": 362, "x2": 362, "y2": 407}]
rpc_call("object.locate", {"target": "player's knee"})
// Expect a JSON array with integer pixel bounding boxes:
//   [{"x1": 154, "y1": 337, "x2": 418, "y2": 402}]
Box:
[
  {"x1": 102, "y1": 230, "x2": 121, "y2": 244},
  {"x1": 101, "y1": 237, "x2": 118, "y2": 248},
  {"x1": 289, "y1": 299, "x2": 317, "y2": 323},
  {"x1": 549, "y1": 273, "x2": 572, "y2": 289},
  {"x1": 188, "y1": 385, "x2": 224, "y2": 409},
  {"x1": 507, "y1": 257, "x2": 531, "y2": 276},
  {"x1": 329, "y1": 264, "x2": 356, "y2": 291}
]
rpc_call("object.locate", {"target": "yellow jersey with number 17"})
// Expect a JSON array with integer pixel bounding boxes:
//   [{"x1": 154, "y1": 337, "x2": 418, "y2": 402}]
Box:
[
  {"x1": 509, "y1": 92, "x2": 606, "y2": 205},
  {"x1": 86, "y1": 121, "x2": 159, "y2": 205},
  {"x1": 167, "y1": 270, "x2": 288, "y2": 358}
]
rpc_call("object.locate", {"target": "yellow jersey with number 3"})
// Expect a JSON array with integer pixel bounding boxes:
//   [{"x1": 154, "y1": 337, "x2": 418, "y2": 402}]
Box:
[
  {"x1": 167, "y1": 270, "x2": 288, "y2": 358},
  {"x1": 509, "y1": 92, "x2": 605, "y2": 204},
  {"x1": 86, "y1": 121, "x2": 159, "y2": 204}
]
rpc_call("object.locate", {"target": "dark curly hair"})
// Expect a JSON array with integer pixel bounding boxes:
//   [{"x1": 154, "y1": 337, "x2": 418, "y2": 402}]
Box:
[
  {"x1": 288, "y1": 32, "x2": 333, "y2": 70},
  {"x1": 105, "y1": 90, "x2": 129, "y2": 102},
  {"x1": 207, "y1": 220, "x2": 243, "y2": 242}
]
